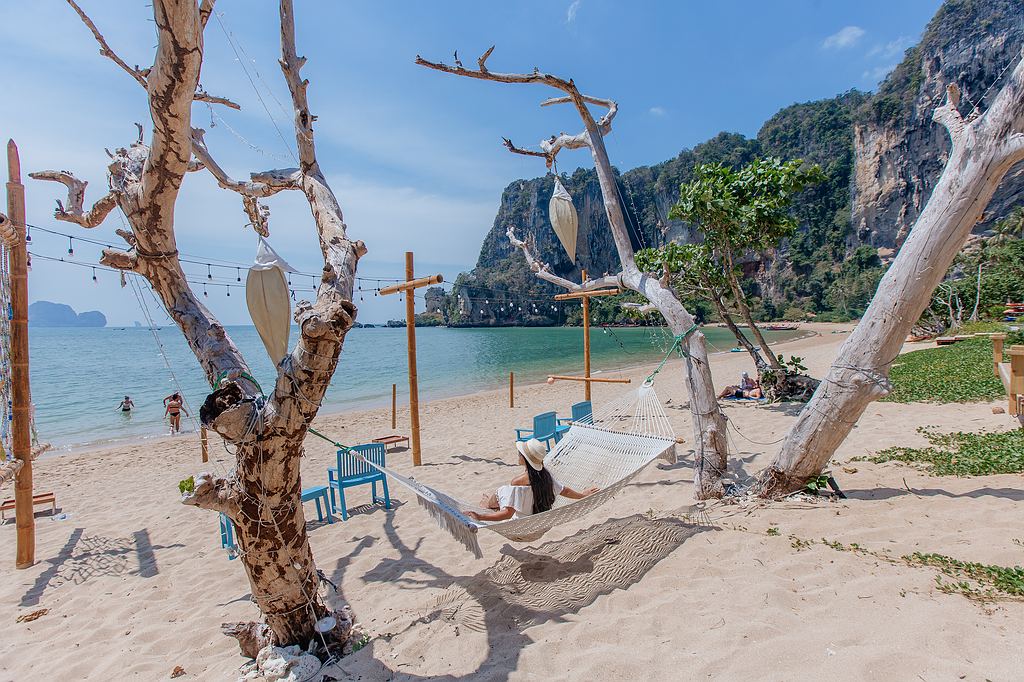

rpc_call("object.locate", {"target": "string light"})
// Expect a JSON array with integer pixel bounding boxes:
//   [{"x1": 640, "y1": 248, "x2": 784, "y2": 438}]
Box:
[
  {"x1": 91, "y1": 266, "x2": 97, "y2": 282},
  {"x1": 67, "y1": 236, "x2": 74, "y2": 256},
  {"x1": 236, "y1": 267, "x2": 241, "y2": 282},
  {"x1": 207, "y1": 264, "x2": 213, "y2": 280}
]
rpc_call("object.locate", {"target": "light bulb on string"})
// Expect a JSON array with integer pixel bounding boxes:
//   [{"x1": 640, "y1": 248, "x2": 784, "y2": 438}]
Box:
[
  {"x1": 207, "y1": 264, "x2": 212, "y2": 280},
  {"x1": 92, "y1": 267, "x2": 97, "y2": 282},
  {"x1": 25, "y1": 226, "x2": 31, "y2": 243},
  {"x1": 236, "y1": 267, "x2": 241, "y2": 282},
  {"x1": 203, "y1": 283, "x2": 208, "y2": 297},
  {"x1": 67, "y1": 237, "x2": 74, "y2": 256},
  {"x1": 226, "y1": 285, "x2": 231, "y2": 297},
  {"x1": 291, "y1": 289, "x2": 296, "y2": 301}
]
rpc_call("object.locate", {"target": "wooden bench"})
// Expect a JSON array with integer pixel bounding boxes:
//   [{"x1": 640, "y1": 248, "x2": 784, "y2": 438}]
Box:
[
  {"x1": 990, "y1": 334, "x2": 1024, "y2": 417},
  {"x1": 372, "y1": 435, "x2": 410, "y2": 452},
  {"x1": 1, "y1": 491, "x2": 56, "y2": 522}
]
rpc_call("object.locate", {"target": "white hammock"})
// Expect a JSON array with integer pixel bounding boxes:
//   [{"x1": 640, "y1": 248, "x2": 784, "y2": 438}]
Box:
[{"x1": 358, "y1": 383, "x2": 678, "y2": 557}]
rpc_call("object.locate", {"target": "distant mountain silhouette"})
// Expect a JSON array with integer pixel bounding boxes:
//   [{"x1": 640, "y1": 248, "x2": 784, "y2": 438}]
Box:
[{"x1": 28, "y1": 301, "x2": 107, "y2": 328}]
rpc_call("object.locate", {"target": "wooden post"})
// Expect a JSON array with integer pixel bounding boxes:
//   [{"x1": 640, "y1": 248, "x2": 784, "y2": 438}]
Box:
[
  {"x1": 509, "y1": 371, "x2": 514, "y2": 408},
  {"x1": 201, "y1": 426, "x2": 209, "y2": 463},
  {"x1": 991, "y1": 333, "x2": 1006, "y2": 377},
  {"x1": 7, "y1": 140, "x2": 33, "y2": 569},
  {"x1": 1008, "y1": 345, "x2": 1024, "y2": 417},
  {"x1": 582, "y1": 270, "x2": 592, "y2": 402},
  {"x1": 391, "y1": 383, "x2": 397, "y2": 429},
  {"x1": 379, "y1": 252, "x2": 441, "y2": 466}
]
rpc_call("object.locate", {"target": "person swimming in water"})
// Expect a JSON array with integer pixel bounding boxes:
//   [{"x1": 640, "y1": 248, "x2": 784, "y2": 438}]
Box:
[
  {"x1": 116, "y1": 395, "x2": 135, "y2": 415},
  {"x1": 164, "y1": 393, "x2": 189, "y2": 434}
]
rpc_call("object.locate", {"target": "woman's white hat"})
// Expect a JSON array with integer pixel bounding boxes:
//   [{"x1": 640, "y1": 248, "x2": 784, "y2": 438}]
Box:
[{"x1": 515, "y1": 438, "x2": 547, "y2": 470}]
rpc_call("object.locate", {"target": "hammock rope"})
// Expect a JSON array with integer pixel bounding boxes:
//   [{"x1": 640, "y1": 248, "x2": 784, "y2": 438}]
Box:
[
  {"x1": 308, "y1": 381, "x2": 681, "y2": 558},
  {"x1": 644, "y1": 323, "x2": 697, "y2": 384}
]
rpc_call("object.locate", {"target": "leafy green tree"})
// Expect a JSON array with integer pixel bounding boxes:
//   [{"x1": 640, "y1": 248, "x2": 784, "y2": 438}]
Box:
[{"x1": 665, "y1": 157, "x2": 824, "y2": 369}]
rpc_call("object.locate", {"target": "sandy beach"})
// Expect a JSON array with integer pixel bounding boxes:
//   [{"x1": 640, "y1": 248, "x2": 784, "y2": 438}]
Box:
[{"x1": 2, "y1": 322, "x2": 1022, "y2": 681}]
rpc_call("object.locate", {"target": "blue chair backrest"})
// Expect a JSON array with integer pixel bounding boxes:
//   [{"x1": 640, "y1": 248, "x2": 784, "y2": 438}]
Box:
[
  {"x1": 572, "y1": 401, "x2": 593, "y2": 424},
  {"x1": 533, "y1": 411, "x2": 557, "y2": 438},
  {"x1": 336, "y1": 443, "x2": 386, "y2": 479}
]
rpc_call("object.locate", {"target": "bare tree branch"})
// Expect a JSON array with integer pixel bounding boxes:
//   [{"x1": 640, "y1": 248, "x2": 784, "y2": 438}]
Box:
[
  {"x1": 933, "y1": 84, "x2": 966, "y2": 146},
  {"x1": 99, "y1": 248, "x2": 139, "y2": 271},
  {"x1": 278, "y1": 2, "x2": 316, "y2": 169},
  {"x1": 507, "y1": 226, "x2": 621, "y2": 292},
  {"x1": 199, "y1": 0, "x2": 216, "y2": 29},
  {"x1": 190, "y1": 128, "x2": 301, "y2": 197},
  {"x1": 64, "y1": 0, "x2": 241, "y2": 110},
  {"x1": 28, "y1": 170, "x2": 118, "y2": 228},
  {"x1": 181, "y1": 472, "x2": 239, "y2": 516}
]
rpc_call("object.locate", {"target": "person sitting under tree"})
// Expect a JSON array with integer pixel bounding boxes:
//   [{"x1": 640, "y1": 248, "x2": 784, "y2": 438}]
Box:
[{"x1": 718, "y1": 371, "x2": 763, "y2": 400}]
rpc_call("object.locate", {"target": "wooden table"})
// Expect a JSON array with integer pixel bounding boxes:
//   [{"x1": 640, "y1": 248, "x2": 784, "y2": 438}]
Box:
[{"x1": 372, "y1": 435, "x2": 410, "y2": 452}]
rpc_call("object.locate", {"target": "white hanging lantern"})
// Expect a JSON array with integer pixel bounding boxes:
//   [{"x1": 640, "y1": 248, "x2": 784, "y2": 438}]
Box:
[
  {"x1": 548, "y1": 176, "x2": 578, "y2": 263},
  {"x1": 246, "y1": 237, "x2": 296, "y2": 365}
]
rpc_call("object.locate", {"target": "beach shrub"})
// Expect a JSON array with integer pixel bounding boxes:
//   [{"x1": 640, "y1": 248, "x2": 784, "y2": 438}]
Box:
[
  {"x1": 904, "y1": 552, "x2": 1024, "y2": 599},
  {"x1": 882, "y1": 337, "x2": 1005, "y2": 403},
  {"x1": 866, "y1": 427, "x2": 1024, "y2": 476}
]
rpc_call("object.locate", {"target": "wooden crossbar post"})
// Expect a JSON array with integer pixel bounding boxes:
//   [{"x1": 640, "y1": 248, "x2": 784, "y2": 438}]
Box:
[
  {"x1": 1009, "y1": 345, "x2": 1024, "y2": 417},
  {"x1": 582, "y1": 270, "x2": 591, "y2": 401},
  {"x1": 7, "y1": 140, "x2": 33, "y2": 569},
  {"x1": 380, "y1": 252, "x2": 442, "y2": 466},
  {"x1": 391, "y1": 383, "x2": 397, "y2": 429},
  {"x1": 546, "y1": 375, "x2": 632, "y2": 384},
  {"x1": 509, "y1": 371, "x2": 514, "y2": 408},
  {"x1": 201, "y1": 426, "x2": 209, "y2": 463},
  {"x1": 991, "y1": 333, "x2": 1006, "y2": 377}
]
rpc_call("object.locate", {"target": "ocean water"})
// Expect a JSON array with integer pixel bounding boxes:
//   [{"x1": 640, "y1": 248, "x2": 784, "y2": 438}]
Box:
[{"x1": 29, "y1": 325, "x2": 800, "y2": 450}]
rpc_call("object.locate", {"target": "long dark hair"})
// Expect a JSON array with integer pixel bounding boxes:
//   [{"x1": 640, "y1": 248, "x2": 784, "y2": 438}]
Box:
[{"x1": 526, "y1": 464, "x2": 556, "y2": 514}]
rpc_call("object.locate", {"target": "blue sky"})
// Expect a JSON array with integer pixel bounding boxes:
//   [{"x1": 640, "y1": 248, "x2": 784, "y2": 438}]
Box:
[{"x1": 0, "y1": 0, "x2": 942, "y2": 325}]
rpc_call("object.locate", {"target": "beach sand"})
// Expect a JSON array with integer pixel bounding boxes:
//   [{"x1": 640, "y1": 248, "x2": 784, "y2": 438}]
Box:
[{"x1": 1, "y1": 322, "x2": 1021, "y2": 681}]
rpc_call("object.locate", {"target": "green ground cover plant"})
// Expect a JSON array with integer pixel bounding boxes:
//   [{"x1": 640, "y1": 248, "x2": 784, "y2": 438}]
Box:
[{"x1": 865, "y1": 427, "x2": 1024, "y2": 476}]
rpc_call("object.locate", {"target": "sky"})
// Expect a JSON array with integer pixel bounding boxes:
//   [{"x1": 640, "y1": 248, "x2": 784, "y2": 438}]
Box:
[{"x1": 0, "y1": 0, "x2": 943, "y2": 325}]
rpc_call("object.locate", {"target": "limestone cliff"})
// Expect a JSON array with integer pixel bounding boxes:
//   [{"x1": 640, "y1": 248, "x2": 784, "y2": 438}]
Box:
[{"x1": 446, "y1": 0, "x2": 1024, "y2": 326}]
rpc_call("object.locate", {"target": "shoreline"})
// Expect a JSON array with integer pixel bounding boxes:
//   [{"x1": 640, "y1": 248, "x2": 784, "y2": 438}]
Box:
[{"x1": 44, "y1": 326, "x2": 825, "y2": 459}]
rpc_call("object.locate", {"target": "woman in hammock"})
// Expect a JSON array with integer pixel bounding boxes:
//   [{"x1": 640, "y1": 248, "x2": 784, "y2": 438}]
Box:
[{"x1": 466, "y1": 438, "x2": 599, "y2": 522}]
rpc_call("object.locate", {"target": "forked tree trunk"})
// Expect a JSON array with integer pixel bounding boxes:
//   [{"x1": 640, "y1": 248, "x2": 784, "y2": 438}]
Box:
[
  {"x1": 32, "y1": 0, "x2": 362, "y2": 657},
  {"x1": 756, "y1": 61, "x2": 1024, "y2": 497},
  {"x1": 416, "y1": 53, "x2": 734, "y2": 499},
  {"x1": 710, "y1": 289, "x2": 765, "y2": 368}
]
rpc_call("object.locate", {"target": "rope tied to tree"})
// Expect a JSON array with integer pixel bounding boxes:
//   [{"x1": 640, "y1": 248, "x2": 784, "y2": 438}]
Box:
[{"x1": 644, "y1": 323, "x2": 698, "y2": 385}]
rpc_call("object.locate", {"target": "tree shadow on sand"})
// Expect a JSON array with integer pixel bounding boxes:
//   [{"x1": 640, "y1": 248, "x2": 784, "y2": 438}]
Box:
[{"x1": 329, "y1": 509, "x2": 707, "y2": 680}]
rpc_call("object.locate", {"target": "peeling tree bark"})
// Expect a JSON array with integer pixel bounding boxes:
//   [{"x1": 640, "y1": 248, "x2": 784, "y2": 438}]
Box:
[
  {"x1": 757, "y1": 56, "x2": 1024, "y2": 497},
  {"x1": 31, "y1": 0, "x2": 360, "y2": 658},
  {"x1": 418, "y1": 52, "x2": 730, "y2": 499}
]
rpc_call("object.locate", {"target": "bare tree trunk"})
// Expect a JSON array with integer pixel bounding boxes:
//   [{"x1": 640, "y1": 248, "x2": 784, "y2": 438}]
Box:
[
  {"x1": 708, "y1": 285, "x2": 766, "y2": 368},
  {"x1": 32, "y1": 0, "x2": 362, "y2": 657},
  {"x1": 970, "y1": 263, "x2": 982, "y2": 321},
  {"x1": 415, "y1": 52, "x2": 732, "y2": 498},
  {"x1": 756, "y1": 63, "x2": 1024, "y2": 497}
]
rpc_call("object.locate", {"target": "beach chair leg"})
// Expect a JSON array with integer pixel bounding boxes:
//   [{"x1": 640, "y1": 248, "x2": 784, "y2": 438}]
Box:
[
  {"x1": 372, "y1": 480, "x2": 378, "y2": 504},
  {"x1": 381, "y1": 477, "x2": 391, "y2": 510},
  {"x1": 324, "y1": 492, "x2": 333, "y2": 524},
  {"x1": 339, "y1": 487, "x2": 348, "y2": 521},
  {"x1": 314, "y1": 497, "x2": 324, "y2": 522}
]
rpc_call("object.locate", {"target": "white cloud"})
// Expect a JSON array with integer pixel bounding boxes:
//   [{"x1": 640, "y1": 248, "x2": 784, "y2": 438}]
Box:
[
  {"x1": 566, "y1": 0, "x2": 582, "y2": 24},
  {"x1": 867, "y1": 36, "x2": 915, "y2": 60},
  {"x1": 822, "y1": 26, "x2": 865, "y2": 50},
  {"x1": 862, "y1": 64, "x2": 897, "y2": 84},
  {"x1": 648, "y1": 106, "x2": 667, "y2": 117}
]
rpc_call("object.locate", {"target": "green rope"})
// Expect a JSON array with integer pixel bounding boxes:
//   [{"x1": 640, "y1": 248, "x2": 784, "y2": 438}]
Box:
[
  {"x1": 308, "y1": 427, "x2": 351, "y2": 452},
  {"x1": 214, "y1": 370, "x2": 265, "y2": 395},
  {"x1": 644, "y1": 323, "x2": 698, "y2": 384}
]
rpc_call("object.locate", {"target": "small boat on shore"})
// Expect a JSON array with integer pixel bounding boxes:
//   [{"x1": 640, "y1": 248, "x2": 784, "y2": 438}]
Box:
[{"x1": 765, "y1": 323, "x2": 799, "y2": 331}]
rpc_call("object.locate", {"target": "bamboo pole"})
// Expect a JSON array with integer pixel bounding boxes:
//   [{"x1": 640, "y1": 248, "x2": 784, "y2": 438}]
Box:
[
  {"x1": 391, "y1": 383, "x2": 397, "y2": 429},
  {"x1": 582, "y1": 269, "x2": 592, "y2": 402},
  {"x1": 553, "y1": 288, "x2": 620, "y2": 301},
  {"x1": 7, "y1": 140, "x2": 33, "y2": 569},
  {"x1": 404, "y1": 253, "x2": 422, "y2": 466},
  {"x1": 546, "y1": 375, "x2": 631, "y2": 384},
  {"x1": 509, "y1": 371, "x2": 514, "y2": 407},
  {"x1": 378, "y1": 273, "x2": 443, "y2": 296},
  {"x1": 200, "y1": 426, "x2": 209, "y2": 463}
]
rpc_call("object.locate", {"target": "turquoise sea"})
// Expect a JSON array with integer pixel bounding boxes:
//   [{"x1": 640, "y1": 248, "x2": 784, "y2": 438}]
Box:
[{"x1": 29, "y1": 325, "x2": 801, "y2": 450}]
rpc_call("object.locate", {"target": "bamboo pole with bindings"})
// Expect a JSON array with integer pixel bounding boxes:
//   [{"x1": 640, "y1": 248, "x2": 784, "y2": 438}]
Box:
[
  {"x1": 379, "y1": 252, "x2": 442, "y2": 466},
  {"x1": 6, "y1": 140, "x2": 33, "y2": 568}
]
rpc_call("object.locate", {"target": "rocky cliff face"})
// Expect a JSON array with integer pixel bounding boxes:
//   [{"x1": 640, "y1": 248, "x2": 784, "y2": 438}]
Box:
[
  {"x1": 851, "y1": 0, "x2": 1024, "y2": 248},
  {"x1": 445, "y1": 0, "x2": 1024, "y2": 326}
]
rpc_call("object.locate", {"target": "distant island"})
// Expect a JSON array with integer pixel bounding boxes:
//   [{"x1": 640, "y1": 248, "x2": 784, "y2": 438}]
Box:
[{"x1": 28, "y1": 301, "x2": 107, "y2": 328}]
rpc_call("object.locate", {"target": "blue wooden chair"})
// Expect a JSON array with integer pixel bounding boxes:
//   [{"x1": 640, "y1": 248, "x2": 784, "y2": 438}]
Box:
[
  {"x1": 515, "y1": 411, "x2": 560, "y2": 450},
  {"x1": 301, "y1": 485, "x2": 333, "y2": 524},
  {"x1": 327, "y1": 443, "x2": 391, "y2": 521},
  {"x1": 219, "y1": 512, "x2": 237, "y2": 560},
  {"x1": 556, "y1": 401, "x2": 593, "y2": 437}
]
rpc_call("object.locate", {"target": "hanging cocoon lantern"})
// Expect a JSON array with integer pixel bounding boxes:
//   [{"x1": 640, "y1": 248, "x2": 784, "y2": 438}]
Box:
[
  {"x1": 246, "y1": 237, "x2": 296, "y2": 364},
  {"x1": 548, "y1": 176, "x2": 578, "y2": 263}
]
